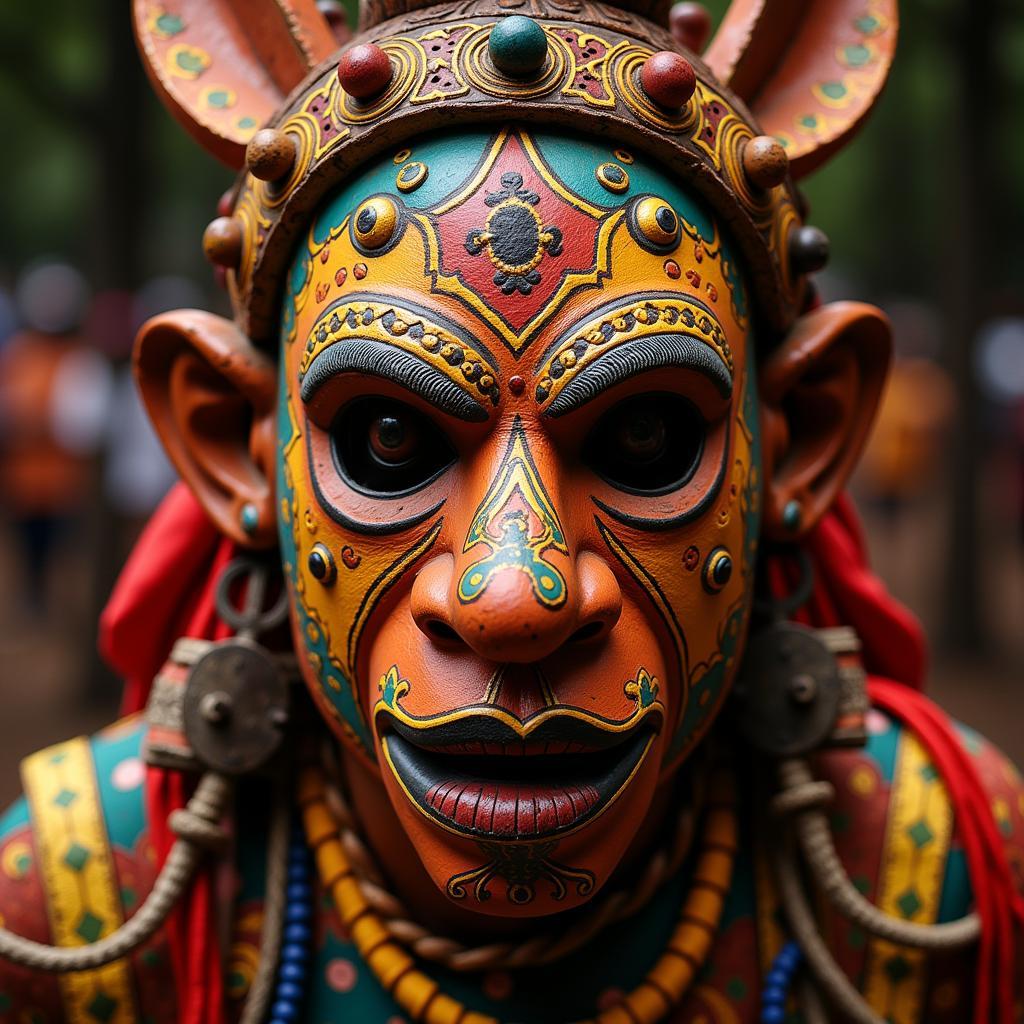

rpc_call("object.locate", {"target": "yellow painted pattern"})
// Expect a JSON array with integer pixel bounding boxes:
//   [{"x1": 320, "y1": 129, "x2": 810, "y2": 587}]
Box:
[
  {"x1": 862, "y1": 733, "x2": 954, "y2": 1023},
  {"x1": 22, "y1": 737, "x2": 136, "y2": 1023}
]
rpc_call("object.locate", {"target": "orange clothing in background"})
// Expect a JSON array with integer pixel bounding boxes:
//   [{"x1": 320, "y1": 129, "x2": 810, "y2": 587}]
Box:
[{"x1": 0, "y1": 331, "x2": 93, "y2": 515}]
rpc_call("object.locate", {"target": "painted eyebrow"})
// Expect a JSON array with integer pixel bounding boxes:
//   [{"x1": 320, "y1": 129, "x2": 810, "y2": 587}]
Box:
[
  {"x1": 300, "y1": 338, "x2": 489, "y2": 422},
  {"x1": 298, "y1": 294, "x2": 500, "y2": 421},
  {"x1": 543, "y1": 332, "x2": 733, "y2": 418}
]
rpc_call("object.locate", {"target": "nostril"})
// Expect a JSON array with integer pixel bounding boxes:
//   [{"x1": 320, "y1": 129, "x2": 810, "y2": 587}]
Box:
[
  {"x1": 569, "y1": 620, "x2": 606, "y2": 644},
  {"x1": 425, "y1": 619, "x2": 461, "y2": 643}
]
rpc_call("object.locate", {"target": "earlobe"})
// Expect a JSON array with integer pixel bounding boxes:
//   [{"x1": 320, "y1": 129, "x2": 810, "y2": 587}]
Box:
[
  {"x1": 134, "y1": 310, "x2": 279, "y2": 548},
  {"x1": 759, "y1": 301, "x2": 891, "y2": 541}
]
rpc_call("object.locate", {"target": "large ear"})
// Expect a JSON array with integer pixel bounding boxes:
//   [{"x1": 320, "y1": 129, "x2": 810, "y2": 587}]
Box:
[
  {"x1": 704, "y1": 1, "x2": 898, "y2": 178},
  {"x1": 759, "y1": 301, "x2": 891, "y2": 540},
  {"x1": 132, "y1": 0, "x2": 339, "y2": 167},
  {"x1": 134, "y1": 310, "x2": 279, "y2": 548}
]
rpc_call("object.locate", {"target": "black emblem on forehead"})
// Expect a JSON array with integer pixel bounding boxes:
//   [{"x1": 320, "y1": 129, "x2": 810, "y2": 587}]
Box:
[{"x1": 464, "y1": 171, "x2": 564, "y2": 297}]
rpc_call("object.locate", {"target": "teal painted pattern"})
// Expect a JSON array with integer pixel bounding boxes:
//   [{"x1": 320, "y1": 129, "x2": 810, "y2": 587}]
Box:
[
  {"x1": 276, "y1": 352, "x2": 374, "y2": 754},
  {"x1": 0, "y1": 721, "x2": 148, "y2": 850},
  {"x1": 0, "y1": 795, "x2": 30, "y2": 843},
  {"x1": 292, "y1": 126, "x2": 748, "y2": 326},
  {"x1": 861, "y1": 711, "x2": 976, "y2": 924},
  {"x1": 90, "y1": 720, "x2": 149, "y2": 852},
  {"x1": 861, "y1": 710, "x2": 901, "y2": 784},
  {"x1": 668, "y1": 358, "x2": 761, "y2": 764}
]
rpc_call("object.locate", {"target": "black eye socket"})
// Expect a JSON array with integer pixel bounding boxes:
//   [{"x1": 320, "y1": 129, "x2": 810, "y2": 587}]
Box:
[
  {"x1": 582, "y1": 393, "x2": 705, "y2": 495},
  {"x1": 331, "y1": 397, "x2": 456, "y2": 497}
]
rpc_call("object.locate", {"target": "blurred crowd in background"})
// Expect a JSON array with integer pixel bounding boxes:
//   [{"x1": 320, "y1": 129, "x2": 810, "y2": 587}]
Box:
[{"x1": 0, "y1": 0, "x2": 1020, "y2": 802}]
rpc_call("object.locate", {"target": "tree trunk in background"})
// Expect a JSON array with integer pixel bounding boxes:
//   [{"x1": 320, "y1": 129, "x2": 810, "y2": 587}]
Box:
[
  {"x1": 81, "y1": 3, "x2": 148, "y2": 707},
  {"x1": 941, "y1": 0, "x2": 995, "y2": 653}
]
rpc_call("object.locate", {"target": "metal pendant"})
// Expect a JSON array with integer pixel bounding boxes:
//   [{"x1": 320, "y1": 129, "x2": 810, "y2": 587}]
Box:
[
  {"x1": 733, "y1": 622, "x2": 842, "y2": 757},
  {"x1": 147, "y1": 556, "x2": 296, "y2": 776}
]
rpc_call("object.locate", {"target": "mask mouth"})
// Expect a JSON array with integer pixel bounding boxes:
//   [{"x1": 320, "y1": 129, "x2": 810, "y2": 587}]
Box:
[{"x1": 378, "y1": 707, "x2": 660, "y2": 841}]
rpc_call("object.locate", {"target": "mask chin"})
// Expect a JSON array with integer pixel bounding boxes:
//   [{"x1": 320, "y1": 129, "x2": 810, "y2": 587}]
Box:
[{"x1": 373, "y1": 712, "x2": 668, "y2": 918}]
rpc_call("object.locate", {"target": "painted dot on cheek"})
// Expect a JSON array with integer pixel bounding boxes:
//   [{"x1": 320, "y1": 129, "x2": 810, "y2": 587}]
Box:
[
  {"x1": 664, "y1": 259, "x2": 681, "y2": 279},
  {"x1": 353, "y1": 263, "x2": 368, "y2": 280}
]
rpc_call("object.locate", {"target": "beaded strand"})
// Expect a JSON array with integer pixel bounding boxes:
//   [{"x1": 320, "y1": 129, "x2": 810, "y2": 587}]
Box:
[
  {"x1": 298, "y1": 762, "x2": 738, "y2": 1024},
  {"x1": 268, "y1": 822, "x2": 315, "y2": 1024},
  {"x1": 759, "y1": 939, "x2": 803, "y2": 1024}
]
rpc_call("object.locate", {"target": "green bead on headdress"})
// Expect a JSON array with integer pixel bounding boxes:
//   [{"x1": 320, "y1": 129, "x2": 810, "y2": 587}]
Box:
[{"x1": 134, "y1": 0, "x2": 897, "y2": 344}]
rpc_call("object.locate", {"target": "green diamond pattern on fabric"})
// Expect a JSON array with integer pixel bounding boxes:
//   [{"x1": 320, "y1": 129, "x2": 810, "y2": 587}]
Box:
[
  {"x1": 63, "y1": 842, "x2": 91, "y2": 871},
  {"x1": 896, "y1": 888, "x2": 922, "y2": 918},
  {"x1": 884, "y1": 954, "x2": 912, "y2": 983},
  {"x1": 87, "y1": 991, "x2": 118, "y2": 1022},
  {"x1": 52, "y1": 788, "x2": 77, "y2": 808},
  {"x1": 919, "y1": 763, "x2": 939, "y2": 782},
  {"x1": 75, "y1": 910, "x2": 104, "y2": 943},
  {"x1": 906, "y1": 820, "x2": 934, "y2": 849}
]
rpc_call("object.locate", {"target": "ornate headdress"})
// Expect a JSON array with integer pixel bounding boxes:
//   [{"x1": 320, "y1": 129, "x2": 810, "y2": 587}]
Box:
[{"x1": 135, "y1": 0, "x2": 896, "y2": 345}]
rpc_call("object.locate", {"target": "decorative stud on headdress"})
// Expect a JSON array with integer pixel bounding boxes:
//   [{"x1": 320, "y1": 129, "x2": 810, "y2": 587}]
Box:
[{"x1": 134, "y1": 0, "x2": 896, "y2": 344}]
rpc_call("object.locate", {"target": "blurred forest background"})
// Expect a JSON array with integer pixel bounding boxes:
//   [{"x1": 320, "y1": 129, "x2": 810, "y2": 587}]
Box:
[{"x1": 0, "y1": 0, "x2": 1020, "y2": 802}]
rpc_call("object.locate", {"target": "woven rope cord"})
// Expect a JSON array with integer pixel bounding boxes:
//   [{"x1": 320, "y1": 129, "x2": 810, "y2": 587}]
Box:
[
  {"x1": 774, "y1": 758, "x2": 980, "y2": 949},
  {"x1": 0, "y1": 772, "x2": 231, "y2": 972},
  {"x1": 300, "y1": 761, "x2": 738, "y2": 1024},
  {"x1": 318, "y1": 747, "x2": 708, "y2": 973}
]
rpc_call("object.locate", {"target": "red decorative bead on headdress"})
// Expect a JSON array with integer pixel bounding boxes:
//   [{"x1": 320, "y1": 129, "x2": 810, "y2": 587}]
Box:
[{"x1": 133, "y1": 0, "x2": 898, "y2": 347}]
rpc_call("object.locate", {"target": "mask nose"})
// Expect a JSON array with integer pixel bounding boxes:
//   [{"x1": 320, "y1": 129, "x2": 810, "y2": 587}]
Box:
[
  {"x1": 411, "y1": 551, "x2": 622, "y2": 663},
  {"x1": 411, "y1": 423, "x2": 621, "y2": 662}
]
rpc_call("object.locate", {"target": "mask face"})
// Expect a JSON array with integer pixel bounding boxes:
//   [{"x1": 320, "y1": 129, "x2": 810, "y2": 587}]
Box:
[{"x1": 277, "y1": 125, "x2": 761, "y2": 916}]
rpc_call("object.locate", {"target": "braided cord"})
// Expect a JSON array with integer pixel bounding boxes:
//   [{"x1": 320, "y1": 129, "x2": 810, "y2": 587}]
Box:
[
  {"x1": 0, "y1": 772, "x2": 232, "y2": 972},
  {"x1": 774, "y1": 758, "x2": 980, "y2": 949},
  {"x1": 300, "y1": 761, "x2": 737, "y2": 1024},
  {"x1": 319, "y1": 744, "x2": 709, "y2": 973}
]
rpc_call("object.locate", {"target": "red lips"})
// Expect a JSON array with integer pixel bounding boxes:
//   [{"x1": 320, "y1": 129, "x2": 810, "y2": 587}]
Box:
[{"x1": 425, "y1": 780, "x2": 600, "y2": 837}]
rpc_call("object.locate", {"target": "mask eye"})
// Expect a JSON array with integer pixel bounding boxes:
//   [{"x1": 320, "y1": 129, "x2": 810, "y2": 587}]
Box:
[
  {"x1": 332, "y1": 396, "x2": 455, "y2": 496},
  {"x1": 583, "y1": 392, "x2": 705, "y2": 495}
]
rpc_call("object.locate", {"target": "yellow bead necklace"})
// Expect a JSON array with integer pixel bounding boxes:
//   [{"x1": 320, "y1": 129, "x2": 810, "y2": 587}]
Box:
[{"x1": 298, "y1": 764, "x2": 737, "y2": 1024}]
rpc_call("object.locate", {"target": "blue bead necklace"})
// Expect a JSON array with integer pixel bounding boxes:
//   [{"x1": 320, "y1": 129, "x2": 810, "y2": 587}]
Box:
[
  {"x1": 268, "y1": 823, "x2": 314, "y2": 1024},
  {"x1": 759, "y1": 939, "x2": 803, "y2": 1023}
]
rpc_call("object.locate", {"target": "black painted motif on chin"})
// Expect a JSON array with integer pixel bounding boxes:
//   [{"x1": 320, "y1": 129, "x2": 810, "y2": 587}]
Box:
[{"x1": 447, "y1": 841, "x2": 595, "y2": 906}]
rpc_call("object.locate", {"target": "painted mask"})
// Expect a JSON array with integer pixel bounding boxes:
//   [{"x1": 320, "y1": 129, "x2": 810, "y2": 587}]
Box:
[
  {"x1": 130, "y1": 0, "x2": 895, "y2": 923},
  {"x1": 277, "y1": 126, "x2": 760, "y2": 915}
]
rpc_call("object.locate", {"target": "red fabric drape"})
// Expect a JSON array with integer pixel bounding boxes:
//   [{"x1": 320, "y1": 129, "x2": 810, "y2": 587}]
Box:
[
  {"x1": 100, "y1": 485, "x2": 1020, "y2": 1024},
  {"x1": 101, "y1": 483, "x2": 233, "y2": 1024},
  {"x1": 767, "y1": 493, "x2": 1023, "y2": 1024}
]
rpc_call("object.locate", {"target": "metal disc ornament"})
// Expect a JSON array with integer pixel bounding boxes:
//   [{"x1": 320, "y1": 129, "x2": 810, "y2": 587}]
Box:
[
  {"x1": 734, "y1": 622, "x2": 841, "y2": 757},
  {"x1": 183, "y1": 639, "x2": 289, "y2": 775}
]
